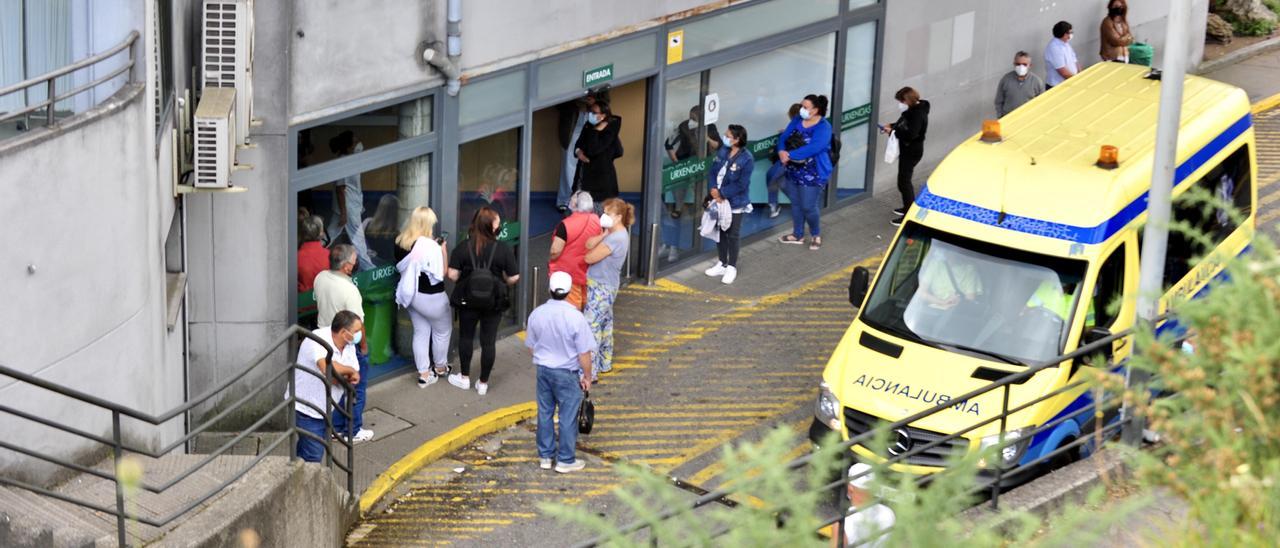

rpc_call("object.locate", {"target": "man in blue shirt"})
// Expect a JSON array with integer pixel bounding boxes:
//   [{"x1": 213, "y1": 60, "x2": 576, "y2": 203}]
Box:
[
  {"x1": 525, "y1": 271, "x2": 597, "y2": 473},
  {"x1": 1043, "y1": 21, "x2": 1081, "y2": 88}
]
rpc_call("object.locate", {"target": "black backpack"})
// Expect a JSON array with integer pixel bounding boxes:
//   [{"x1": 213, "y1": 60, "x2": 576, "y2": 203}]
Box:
[
  {"x1": 459, "y1": 243, "x2": 499, "y2": 310},
  {"x1": 829, "y1": 134, "x2": 842, "y2": 164}
]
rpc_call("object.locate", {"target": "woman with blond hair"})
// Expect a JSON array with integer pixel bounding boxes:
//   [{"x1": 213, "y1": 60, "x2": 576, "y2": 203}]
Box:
[
  {"x1": 583, "y1": 198, "x2": 634, "y2": 380},
  {"x1": 394, "y1": 206, "x2": 453, "y2": 387}
]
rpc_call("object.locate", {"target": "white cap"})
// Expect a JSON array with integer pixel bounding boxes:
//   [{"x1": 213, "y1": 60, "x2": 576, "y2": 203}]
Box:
[
  {"x1": 848, "y1": 463, "x2": 874, "y2": 489},
  {"x1": 549, "y1": 271, "x2": 573, "y2": 295}
]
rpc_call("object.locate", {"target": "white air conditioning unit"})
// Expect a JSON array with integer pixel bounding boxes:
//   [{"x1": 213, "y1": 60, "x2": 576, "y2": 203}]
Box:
[
  {"x1": 193, "y1": 87, "x2": 237, "y2": 188},
  {"x1": 201, "y1": 0, "x2": 254, "y2": 145}
]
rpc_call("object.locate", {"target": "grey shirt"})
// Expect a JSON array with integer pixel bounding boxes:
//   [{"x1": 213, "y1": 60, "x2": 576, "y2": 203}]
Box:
[
  {"x1": 994, "y1": 71, "x2": 1045, "y2": 118},
  {"x1": 525, "y1": 300, "x2": 597, "y2": 370},
  {"x1": 587, "y1": 230, "x2": 630, "y2": 288}
]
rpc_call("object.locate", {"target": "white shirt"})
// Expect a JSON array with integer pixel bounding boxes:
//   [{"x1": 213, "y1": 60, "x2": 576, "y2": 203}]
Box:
[
  {"x1": 313, "y1": 269, "x2": 364, "y2": 328},
  {"x1": 843, "y1": 504, "x2": 895, "y2": 547},
  {"x1": 286, "y1": 327, "x2": 357, "y2": 419},
  {"x1": 1044, "y1": 38, "x2": 1078, "y2": 87}
]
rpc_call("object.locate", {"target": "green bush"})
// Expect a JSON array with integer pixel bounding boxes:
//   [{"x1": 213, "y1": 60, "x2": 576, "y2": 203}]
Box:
[{"x1": 1232, "y1": 17, "x2": 1277, "y2": 36}]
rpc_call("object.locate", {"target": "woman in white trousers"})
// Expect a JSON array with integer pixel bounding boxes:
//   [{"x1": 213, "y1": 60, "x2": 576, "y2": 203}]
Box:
[{"x1": 394, "y1": 207, "x2": 453, "y2": 387}]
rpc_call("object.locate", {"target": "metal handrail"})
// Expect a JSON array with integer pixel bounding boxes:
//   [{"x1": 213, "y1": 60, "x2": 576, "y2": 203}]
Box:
[
  {"x1": 576, "y1": 314, "x2": 1175, "y2": 547},
  {"x1": 0, "y1": 324, "x2": 356, "y2": 547},
  {"x1": 0, "y1": 30, "x2": 139, "y2": 127}
]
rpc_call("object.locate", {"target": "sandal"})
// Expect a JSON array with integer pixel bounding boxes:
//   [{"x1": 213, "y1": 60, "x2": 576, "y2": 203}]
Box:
[
  {"x1": 779, "y1": 234, "x2": 805, "y2": 245},
  {"x1": 809, "y1": 237, "x2": 822, "y2": 250}
]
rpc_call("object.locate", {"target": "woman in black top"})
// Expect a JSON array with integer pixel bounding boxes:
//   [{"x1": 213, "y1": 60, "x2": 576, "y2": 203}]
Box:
[
  {"x1": 573, "y1": 100, "x2": 623, "y2": 204},
  {"x1": 882, "y1": 86, "x2": 931, "y2": 226},
  {"x1": 446, "y1": 206, "x2": 520, "y2": 395}
]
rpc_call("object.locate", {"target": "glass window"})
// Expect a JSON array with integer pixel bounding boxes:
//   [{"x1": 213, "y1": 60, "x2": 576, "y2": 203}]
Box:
[
  {"x1": 673, "y1": 0, "x2": 839, "y2": 61},
  {"x1": 537, "y1": 34, "x2": 657, "y2": 101},
  {"x1": 458, "y1": 128, "x2": 522, "y2": 323},
  {"x1": 1092, "y1": 244, "x2": 1126, "y2": 329},
  {"x1": 861, "y1": 222, "x2": 1088, "y2": 365},
  {"x1": 296, "y1": 96, "x2": 433, "y2": 169},
  {"x1": 295, "y1": 153, "x2": 433, "y2": 381},
  {"x1": 1161, "y1": 145, "x2": 1252, "y2": 287},
  {"x1": 849, "y1": 0, "x2": 878, "y2": 9},
  {"x1": 658, "y1": 73, "x2": 713, "y2": 266},
  {"x1": 459, "y1": 70, "x2": 526, "y2": 127},
  {"x1": 837, "y1": 21, "x2": 877, "y2": 198}
]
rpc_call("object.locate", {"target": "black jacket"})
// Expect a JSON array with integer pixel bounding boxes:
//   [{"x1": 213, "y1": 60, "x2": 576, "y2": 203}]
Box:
[
  {"x1": 573, "y1": 115, "x2": 623, "y2": 201},
  {"x1": 892, "y1": 100, "x2": 931, "y2": 157}
]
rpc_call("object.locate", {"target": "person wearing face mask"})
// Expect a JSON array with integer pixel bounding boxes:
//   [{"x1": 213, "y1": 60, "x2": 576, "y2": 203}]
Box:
[
  {"x1": 556, "y1": 92, "x2": 596, "y2": 216},
  {"x1": 704, "y1": 124, "x2": 753, "y2": 283},
  {"x1": 1043, "y1": 21, "x2": 1081, "y2": 89},
  {"x1": 288, "y1": 309, "x2": 363, "y2": 463},
  {"x1": 574, "y1": 101, "x2": 624, "y2": 205},
  {"x1": 881, "y1": 87, "x2": 930, "y2": 226},
  {"x1": 776, "y1": 95, "x2": 834, "y2": 251},
  {"x1": 994, "y1": 51, "x2": 1045, "y2": 118},
  {"x1": 583, "y1": 198, "x2": 635, "y2": 380},
  {"x1": 1100, "y1": 0, "x2": 1133, "y2": 63},
  {"x1": 313, "y1": 244, "x2": 375, "y2": 443},
  {"x1": 326, "y1": 130, "x2": 375, "y2": 272}
]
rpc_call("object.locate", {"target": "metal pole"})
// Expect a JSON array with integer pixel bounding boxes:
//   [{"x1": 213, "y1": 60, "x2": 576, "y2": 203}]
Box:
[
  {"x1": 112, "y1": 411, "x2": 128, "y2": 548},
  {"x1": 46, "y1": 78, "x2": 55, "y2": 126},
  {"x1": 991, "y1": 385, "x2": 1011, "y2": 509},
  {"x1": 1125, "y1": 0, "x2": 1190, "y2": 446},
  {"x1": 646, "y1": 223, "x2": 659, "y2": 285},
  {"x1": 288, "y1": 355, "x2": 297, "y2": 461}
]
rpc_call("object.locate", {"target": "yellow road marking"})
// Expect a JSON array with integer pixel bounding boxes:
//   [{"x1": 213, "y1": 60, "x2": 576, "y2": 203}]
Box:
[{"x1": 1253, "y1": 92, "x2": 1280, "y2": 114}]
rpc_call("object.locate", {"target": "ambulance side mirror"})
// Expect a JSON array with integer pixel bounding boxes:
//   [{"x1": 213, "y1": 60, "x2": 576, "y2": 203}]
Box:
[
  {"x1": 849, "y1": 266, "x2": 870, "y2": 308},
  {"x1": 1081, "y1": 326, "x2": 1114, "y2": 364}
]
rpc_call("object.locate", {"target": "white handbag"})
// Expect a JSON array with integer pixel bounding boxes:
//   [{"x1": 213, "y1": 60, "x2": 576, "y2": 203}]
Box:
[{"x1": 884, "y1": 132, "x2": 900, "y2": 164}]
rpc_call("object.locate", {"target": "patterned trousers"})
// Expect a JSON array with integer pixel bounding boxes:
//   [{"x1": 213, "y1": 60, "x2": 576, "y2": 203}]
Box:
[{"x1": 584, "y1": 279, "x2": 619, "y2": 380}]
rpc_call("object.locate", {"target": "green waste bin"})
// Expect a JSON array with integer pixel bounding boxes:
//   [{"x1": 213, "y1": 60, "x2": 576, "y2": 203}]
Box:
[
  {"x1": 362, "y1": 286, "x2": 396, "y2": 365},
  {"x1": 1129, "y1": 42, "x2": 1153, "y2": 67}
]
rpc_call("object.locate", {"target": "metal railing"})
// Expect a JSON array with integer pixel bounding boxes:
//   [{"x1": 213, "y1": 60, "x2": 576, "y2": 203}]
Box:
[
  {"x1": 0, "y1": 325, "x2": 355, "y2": 548},
  {"x1": 0, "y1": 30, "x2": 139, "y2": 128},
  {"x1": 576, "y1": 319, "x2": 1177, "y2": 547}
]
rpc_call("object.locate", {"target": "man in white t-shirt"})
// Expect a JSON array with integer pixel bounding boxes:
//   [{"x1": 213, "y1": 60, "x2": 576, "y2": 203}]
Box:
[
  {"x1": 1044, "y1": 21, "x2": 1081, "y2": 88},
  {"x1": 837, "y1": 463, "x2": 896, "y2": 547},
  {"x1": 288, "y1": 310, "x2": 362, "y2": 463}
]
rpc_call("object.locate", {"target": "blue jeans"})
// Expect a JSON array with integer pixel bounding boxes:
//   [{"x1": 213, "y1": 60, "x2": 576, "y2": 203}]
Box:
[
  {"x1": 536, "y1": 366, "x2": 584, "y2": 463},
  {"x1": 791, "y1": 183, "x2": 824, "y2": 238},
  {"x1": 766, "y1": 162, "x2": 792, "y2": 207},
  {"x1": 332, "y1": 351, "x2": 368, "y2": 435},
  {"x1": 295, "y1": 412, "x2": 329, "y2": 463}
]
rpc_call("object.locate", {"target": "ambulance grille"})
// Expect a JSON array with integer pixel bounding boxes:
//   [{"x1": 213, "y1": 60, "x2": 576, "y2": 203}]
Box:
[{"x1": 843, "y1": 407, "x2": 969, "y2": 467}]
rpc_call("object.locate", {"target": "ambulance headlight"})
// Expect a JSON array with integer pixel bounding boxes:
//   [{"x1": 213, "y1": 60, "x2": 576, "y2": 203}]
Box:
[
  {"x1": 977, "y1": 428, "x2": 1034, "y2": 468},
  {"x1": 814, "y1": 382, "x2": 842, "y2": 432}
]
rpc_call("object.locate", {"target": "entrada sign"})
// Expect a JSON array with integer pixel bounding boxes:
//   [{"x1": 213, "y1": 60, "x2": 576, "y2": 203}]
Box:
[{"x1": 583, "y1": 64, "x2": 614, "y2": 88}]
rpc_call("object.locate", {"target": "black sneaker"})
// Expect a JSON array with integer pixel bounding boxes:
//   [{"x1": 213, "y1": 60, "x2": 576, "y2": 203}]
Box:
[
  {"x1": 890, "y1": 216, "x2": 904, "y2": 226},
  {"x1": 892, "y1": 207, "x2": 907, "y2": 216}
]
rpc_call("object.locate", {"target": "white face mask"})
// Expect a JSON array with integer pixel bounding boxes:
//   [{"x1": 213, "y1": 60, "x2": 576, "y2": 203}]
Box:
[
  {"x1": 353, "y1": 142, "x2": 364, "y2": 153},
  {"x1": 1014, "y1": 64, "x2": 1029, "y2": 77},
  {"x1": 599, "y1": 213, "x2": 614, "y2": 229},
  {"x1": 798, "y1": 107, "x2": 811, "y2": 120},
  {"x1": 897, "y1": 102, "x2": 909, "y2": 113},
  {"x1": 687, "y1": 119, "x2": 699, "y2": 129}
]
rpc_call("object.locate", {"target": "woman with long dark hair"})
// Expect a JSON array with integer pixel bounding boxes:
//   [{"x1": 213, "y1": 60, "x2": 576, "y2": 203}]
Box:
[
  {"x1": 776, "y1": 94, "x2": 833, "y2": 250},
  {"x1": 573, "y1": 100, "x2": 623, "y2": 204},
  {"x1": 447, "y1": 206, "x2": 520, "y2": 396}
]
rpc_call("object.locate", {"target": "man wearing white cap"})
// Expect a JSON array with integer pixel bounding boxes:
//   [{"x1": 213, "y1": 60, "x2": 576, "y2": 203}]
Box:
[
  {"x1": 836, "y1": 463, "x2": 896, "y2": 547},
  {"x1": 525, "y1": 271, "x2": 597, "y2": 473}
]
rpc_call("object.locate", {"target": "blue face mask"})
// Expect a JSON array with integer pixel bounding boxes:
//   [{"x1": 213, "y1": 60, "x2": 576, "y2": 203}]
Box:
[
  {"x1": 588, "y1": 113, "x2": 600, "y2": 125},
  {"x1": 722, "y1": 133, "x2": 734, "y2": 146},
  {"x1": 350, "y1": 330, "x2": 363, "y2": 345}
]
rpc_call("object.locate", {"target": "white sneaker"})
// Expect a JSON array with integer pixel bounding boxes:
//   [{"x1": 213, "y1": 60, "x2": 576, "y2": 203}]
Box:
[
  {"x1": 539, "y1": 458, "x2": 553, "y2": 470},
  {"x1": 769, "y1": 204, "x2": 781, "y2": 218},
  {"x1": 352, "y1": 428, "x2": 374, "y2": 443},
  {"x1": 704, "y1": 262, "x2": 726, "y2": 277},
  {"x1": 448, "y1": 373, "x2": 470, "y2": 390},
  {"x1": 555, "y1": 459, "x2": 586, "y2": 473},
  {"x1": 476, "y1": 382, "x2": 489, "y2": 396},
  {"x1": 667, "y1": 246, "x2": 679, "y2": 262},
  {"x1": 721, "y1": 266, "x2": 737, "y2": 285}
]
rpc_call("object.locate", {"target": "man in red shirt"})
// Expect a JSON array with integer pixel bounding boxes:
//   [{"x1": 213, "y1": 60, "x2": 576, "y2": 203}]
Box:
[
  {"x1": 297, "y1": 215, "x2": 329, "y2": 292},
  {"x1": 548, "y1": 191, "x2": 602, "y2": 310}
]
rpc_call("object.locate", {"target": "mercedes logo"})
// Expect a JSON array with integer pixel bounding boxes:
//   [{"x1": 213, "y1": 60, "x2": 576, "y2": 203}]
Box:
[{"x1": 887, "y1": 428, "x2": 913, "y2": 457}]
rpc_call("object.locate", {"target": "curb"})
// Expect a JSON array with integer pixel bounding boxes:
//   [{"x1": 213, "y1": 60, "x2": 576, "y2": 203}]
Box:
[
  {"x1": 1194, "y1": 36, "x2": 1280, "y2": 76},
  {"x1": 357, "y1": 401, "x2": 537, "y2": 514},
  {"x1": 1254, "y1": 91, "x2": 1280, "y2": 113},
  {"x1": 958, "y1": 448, "x2": 1132, "y2": 523}
]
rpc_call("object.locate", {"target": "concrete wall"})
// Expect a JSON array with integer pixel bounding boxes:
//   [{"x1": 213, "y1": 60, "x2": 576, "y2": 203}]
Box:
[
  {"x1": 0, "y1": 83, "x2": 184, "y2": 485},
  {"x1": 871, "y1": 0, "x2": 1209, "y2": 195}
]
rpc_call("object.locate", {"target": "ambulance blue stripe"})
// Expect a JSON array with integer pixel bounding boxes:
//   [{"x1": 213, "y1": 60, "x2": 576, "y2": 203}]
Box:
[{"x1": 915, "y1": 113, "x2": 1253, "y2": 245}]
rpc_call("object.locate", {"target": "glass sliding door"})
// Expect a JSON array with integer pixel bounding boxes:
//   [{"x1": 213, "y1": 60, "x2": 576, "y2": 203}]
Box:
[{"x1": 836, "y1": 21, "x2": 877, "y2": 200}]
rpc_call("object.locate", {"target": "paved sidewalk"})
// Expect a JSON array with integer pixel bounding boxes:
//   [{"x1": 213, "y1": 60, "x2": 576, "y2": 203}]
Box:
[{"x1": 347, "y1": 41, "x2": 1280, "y2": 526}]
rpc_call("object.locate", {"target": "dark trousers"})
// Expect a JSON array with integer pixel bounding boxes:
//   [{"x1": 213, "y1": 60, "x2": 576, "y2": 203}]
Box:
[
  {"x1": 332, "y1": 350, "x2": 368, "y2": 435},
  {"x1": 717, "y1": 212, "x2": 743, "y2": 267},
  {"x1": 897, "y1": 151, "x2": 923, "y2": 211},
  {"x1": 295, "y1": 412, "x2": 328, "y2": 463},
  {"x1": 458, "y1": 307, "x2": 503, "y2": 382}
]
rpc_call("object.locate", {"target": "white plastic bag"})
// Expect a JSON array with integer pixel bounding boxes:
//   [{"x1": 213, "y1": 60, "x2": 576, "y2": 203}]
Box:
[{"x1": 884, "y1": 132, "x2": 899, "y2": 164}]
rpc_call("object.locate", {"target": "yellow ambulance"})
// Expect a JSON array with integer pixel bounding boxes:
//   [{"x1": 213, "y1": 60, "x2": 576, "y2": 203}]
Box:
[{"x1": 810, "y1": 63, "x2": 1257, "y2": 483}]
